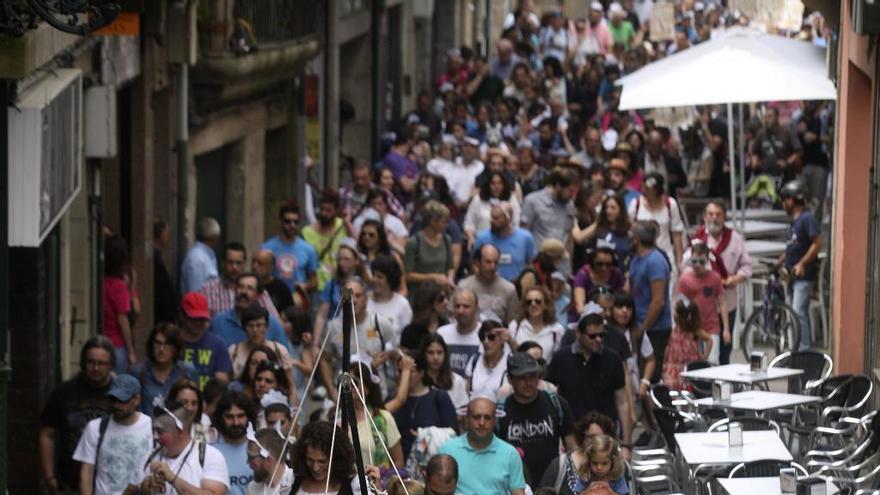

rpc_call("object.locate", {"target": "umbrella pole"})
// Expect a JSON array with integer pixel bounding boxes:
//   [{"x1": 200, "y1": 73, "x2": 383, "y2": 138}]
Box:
[
  {"x1": 738, "y1": 103, "x2": 747, "y2": 233},
  {"x1": 727, "y1": 103, "x2": 738, "y2": 230}
]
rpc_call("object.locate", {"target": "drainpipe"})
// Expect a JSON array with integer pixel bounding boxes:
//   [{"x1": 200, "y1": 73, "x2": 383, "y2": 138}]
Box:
[
  {"x1": 0, "y1": 78, "x2": 12, "y2": 495},
  {"x1": 176, "y1": 63, "x2": 189, "y2": 277},
  {"x1": 370, "y1": 0, "x2": 383, "y2": 161}
]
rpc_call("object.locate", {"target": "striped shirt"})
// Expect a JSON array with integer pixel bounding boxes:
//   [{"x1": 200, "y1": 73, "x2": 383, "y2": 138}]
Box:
[{"x1": 200, "y1": 277, "x2": 281, "y2": 320}]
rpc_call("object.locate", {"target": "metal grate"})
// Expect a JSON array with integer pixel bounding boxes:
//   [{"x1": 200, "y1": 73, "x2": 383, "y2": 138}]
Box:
[{"x1": 232, "y1": 0, "x2": 319, "y2": 46}]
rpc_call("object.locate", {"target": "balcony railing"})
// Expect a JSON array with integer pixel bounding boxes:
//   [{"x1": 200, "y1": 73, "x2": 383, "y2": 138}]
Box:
[{"x1": 231, "y1": 0, "x2": 320, "y2": 47}]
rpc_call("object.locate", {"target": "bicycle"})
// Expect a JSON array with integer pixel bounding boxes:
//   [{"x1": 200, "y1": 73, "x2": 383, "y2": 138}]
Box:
[{"x1": 740, "y1": 264, "x2": 802, "y2": 361}]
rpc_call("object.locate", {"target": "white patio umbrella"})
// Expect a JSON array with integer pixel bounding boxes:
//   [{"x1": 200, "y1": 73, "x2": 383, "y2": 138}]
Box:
[{"x1": 616, "y1": 28, "x2": 836, "y2": 228}]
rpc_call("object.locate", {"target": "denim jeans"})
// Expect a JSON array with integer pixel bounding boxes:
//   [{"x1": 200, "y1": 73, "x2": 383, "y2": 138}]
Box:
[{"x1": 791, "y1": 280, "x2": 815, "y2": 351}]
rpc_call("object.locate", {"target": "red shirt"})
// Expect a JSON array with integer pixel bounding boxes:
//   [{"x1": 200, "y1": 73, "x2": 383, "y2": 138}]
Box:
[
  {"x1": 103, "y1": 275, "x2": 131, "y2": 347},
  {"x1": 675, "y1": 267, "x2": 724, "y2": 335}
]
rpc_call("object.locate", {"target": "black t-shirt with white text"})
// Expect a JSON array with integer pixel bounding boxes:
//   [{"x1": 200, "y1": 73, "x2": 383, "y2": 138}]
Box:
[{"x1": 497, "y1": 391, "x2": 574, "y2": 485}]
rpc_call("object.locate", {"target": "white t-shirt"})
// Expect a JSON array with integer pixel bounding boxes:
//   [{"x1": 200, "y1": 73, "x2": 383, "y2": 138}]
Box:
[
  {"x1": 463, "y1": 196, "x2": 521, "y2": 235},
  {"x1": 624, "y1": 328, "x2": 655, "y2": 394},
  {"x1": 326, "y1": 312, "x2": 399, "y2": 365},
  {"x1": 467, "y1": 348, "x2": 511, "y2": 397},
  {"x1": 73, "y1": 413, "x2": 153, "y2": 495},
  {"x1": 367, "y1": 293, "x2": 413, "y2": 335},
  {"x1": 428, "y1": 157, "x2": 485, "y2": 203},
  {"x1": 246, "y1": 466, "x2": 294, "y2": 495},
  {"x1": 129, "y1": 440, "x2": 230, "y2": 494},
  {"x1": 507, "y1": 319, "x2": 567, "y2": 362},
  {"x1": 353, "y1": 208, "x2": 408, "y2": 239},
  {"x1": 437, "y1": 323, "x2": 484, "y2": 377}
]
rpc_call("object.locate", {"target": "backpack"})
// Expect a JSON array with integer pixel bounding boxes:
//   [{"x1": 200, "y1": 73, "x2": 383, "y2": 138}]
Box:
[{"x1": 143, "y1": 440, "x2": 207, "y2": 471}]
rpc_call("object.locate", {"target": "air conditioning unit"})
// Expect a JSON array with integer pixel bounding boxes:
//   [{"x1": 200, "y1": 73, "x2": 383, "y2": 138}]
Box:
[
  {"x1": 853, "y1": 0, "x2": 880, "y2": 35},
  {"x1": 7, "y1": 69, "x2": 83, "y2": 247}
]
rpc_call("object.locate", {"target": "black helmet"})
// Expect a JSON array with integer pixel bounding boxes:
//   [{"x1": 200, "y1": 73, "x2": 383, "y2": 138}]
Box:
[{"x1": 779, "y1": 180, "x2": 806, "y2": 202}]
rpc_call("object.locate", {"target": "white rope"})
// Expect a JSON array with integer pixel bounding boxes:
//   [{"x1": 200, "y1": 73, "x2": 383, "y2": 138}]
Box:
[
  {"x1": 266, "y1": 298, "x2": 344, "y2": 494},
  {"x1": 351, "y1": 298, "x2": 374, "y2": 465},
  {"x1": 325, "y1": 383, "x2": 344, "y2": 495},
  {"x1": 349, "y1": 380, "x2": 411, "y2": 495}
]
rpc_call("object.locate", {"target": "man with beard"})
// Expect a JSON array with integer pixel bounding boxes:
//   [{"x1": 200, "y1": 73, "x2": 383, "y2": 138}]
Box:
[
  {"x1": 606, "y1": 157, "x2": 641, "y2": 209},
  {"x1": 211, "y1": 392, "x2": 257, "y2": 495},
  {"x1": 750, "y1": 107, "x2": 802, "y2": 183},
  {"x1": 40, "y1": 336, "x2": 115, "y2": 494},
  {"x1": 521, "y1": 167, "x2": 577, "y2": 249},
  {"x1": 339, "y1": 159, "x2": 375, "y2": 218},
  {"x1": 684, "y1": 202, "x2": 751, "y2": 364},
  {"x1": 779, "y1": 180, "x2": 822, "y2": 351},
  {"x1": 473, "y1": 202, "x2": 537, "y2": 282},
  {"x1": 302, "y1": 189, "x2": 354, "y2": 293},
  {"x1": 74, "y1": 374, "x2": 152, "y2": 495},
  {"x1": 644, "y1": 130, "x2": 688, "y2": 198},
  {"x1": 209, "y1": 273, "x2": 292, "y2": 353},
  {"x1": 201, "y1": 242, "x2": 281, "y2": 319},
  {"x1": 245, "y1": 427, "x2": 293, "y2": 495},
  {"x1": 125, "y1": 399, "x2": 228, "y2": 495},
  {"x1": 261, "y1": 202, "x2": 319, "y2": 294}
]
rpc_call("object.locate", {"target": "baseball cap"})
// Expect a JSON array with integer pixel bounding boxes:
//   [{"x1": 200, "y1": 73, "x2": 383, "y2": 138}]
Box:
[
  {"x1": 181, "y1": 292, "x2": 210, "y2": 320},
  {"x1": 590, "y1": 1, "x2": 604, "y2": 12},
  {"x1": 507, "y1": 352, "x2": 543, "y2": 377},
  {"x1": 464, "y1": 136, "x2": 480, "y2": 147},
  {"x1": 107, "y1": 374, "x2": 141, "y2": 402},
  {"x1": 540, "y1": 239, "x2": 567, "y2": 259},
  {"x1": 608, "y1": 2, "x2": 625, "y2": 17}
]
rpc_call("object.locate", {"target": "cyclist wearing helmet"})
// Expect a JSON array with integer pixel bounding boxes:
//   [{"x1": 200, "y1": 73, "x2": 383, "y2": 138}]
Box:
[{"x1": 779, "y1": 179, "x2": 822, "y2": 351}]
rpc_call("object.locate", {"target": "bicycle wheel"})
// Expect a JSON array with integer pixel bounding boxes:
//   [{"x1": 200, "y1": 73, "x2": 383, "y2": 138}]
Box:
[{"x1": 741, "y1": 302, "x2": 802, "y2": 361}]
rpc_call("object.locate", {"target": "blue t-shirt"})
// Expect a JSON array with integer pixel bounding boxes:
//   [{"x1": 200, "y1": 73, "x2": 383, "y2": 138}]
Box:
[
  {"x1": 209, "y1": 308, "x2": 293, "y2": 354},
  {"x1": 629, "y1": 249, "x2": 672, "y2": 332},
  {"x1": 181, "y1": 332, "x2": 233, "y2": 390},
  {"x1": 211, "y1": 438, "x2": 252, "y2": 495},
  {"x1": 320, "y1": 278, "x2": 343, "y2": 311},
  {"x1": 784, "y1": 209, "x2": 821, "y2": 281},
  {"x1": 574, "y1": 476, "x2": 629, "y2": 495},
  {"x1": 473, "y1": 228, "x2": 538, "y2": 281},
  {"x1": 438, "y1": 434, "x2": 526, "y2": 495},
  {"x1": 260, "y1": 236, "x2": 318, "y2": 291},
  {"x1": 130, "y1": 361, "x2": 195, "y2": 415}
]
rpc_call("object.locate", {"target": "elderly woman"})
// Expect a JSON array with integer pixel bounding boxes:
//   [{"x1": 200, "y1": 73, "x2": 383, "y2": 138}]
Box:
[
  {"x1": 132, "y1": 323, "x2": 193, "y2": 415},
  {"x1": 405, "y1": 200, "x2": 457, "y2": 296},
  {"x1": 228, "y1": 303, "x2": 298, "y2": 406}
]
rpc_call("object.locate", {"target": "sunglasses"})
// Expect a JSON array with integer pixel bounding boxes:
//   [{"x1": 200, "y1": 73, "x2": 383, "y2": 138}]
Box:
[
  {"x1": 481, "y1": 333, "x2": 500, "y2": 342},
  {"x1": 362, "y1": 231, "x2": 377, "y2": 238},
  {"x1": 583, "y1": 331, "x2": 607, "y2": 340},
  {"x1": 282, "y1": 218, "x2": 299, "y2": 225},
  {"x1": 525, "y1": 298, "x2": 544, "y2": 305},
  {"x1": 593, "y1": 261, "x2": 613, "y2": 268},
  {"x1": 690, "y1": 258, "x2": 708, "y2": 266}
]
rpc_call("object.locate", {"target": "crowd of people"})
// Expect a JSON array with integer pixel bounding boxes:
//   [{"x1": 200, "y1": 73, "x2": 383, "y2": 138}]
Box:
[{"x1": 41, "y1": 1, "x2": 833, "y2": 494}]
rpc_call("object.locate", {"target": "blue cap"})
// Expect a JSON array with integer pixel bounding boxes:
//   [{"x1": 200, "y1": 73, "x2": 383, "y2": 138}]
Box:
[{"x1": 107, "y1": 374, "x2": 141, "y2": 401}]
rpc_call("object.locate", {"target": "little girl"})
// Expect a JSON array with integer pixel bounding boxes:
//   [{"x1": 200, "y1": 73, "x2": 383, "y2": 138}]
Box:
[
  {"x1": 575, "y1": 434, "x2": 629, "y2": 495},
  {"x1": 662, "y1": 296, "x2": 713, "y2": 390}
]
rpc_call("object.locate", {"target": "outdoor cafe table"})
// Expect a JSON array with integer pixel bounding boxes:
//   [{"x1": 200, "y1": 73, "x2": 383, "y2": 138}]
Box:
[
  {"x1": 718, "y1": 477, "x2": 839, "y2": 495},
  {"x1": 693, "y1": 390, "x2": 821, "y2": 413},
  {"x1": 680, "y1": 364, "x2": 803, "y2": 386},
  {"x1": 675, "y1": 431, "x2": 792, "y2": 466}
]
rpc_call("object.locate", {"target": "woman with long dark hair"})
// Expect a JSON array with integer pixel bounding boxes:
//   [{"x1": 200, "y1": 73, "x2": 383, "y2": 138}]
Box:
[
  {"x1": 290, "y1": 420, "x2": 359, "y2": 495},
  {"x1": 229, "y1": 345, "x2": 280, "y2": 395},
  {"x1": 572, "y1": 195, "x2": 632, "y2": 270},
  {"x1": 508, "y1": 287, "x2": 566, "y2": 362},
  {"x1": 419, "y1": 333, "x2": 469, "y2": 413},
  {"x1": 463, "y1": 171, "x2": 521, "y2": 249},
  {"x1": 392, "y1": 352, "x2": 459, "y2": 459},
  {"x1": 610, "y1": 291, "x2": 655, "y2": 427},
  {"x1": 399, "y1": 284, "x2": 451, "y2": 351},
  {"x1": 367, "y1": 255, "x2": 412, "y2": 335}
]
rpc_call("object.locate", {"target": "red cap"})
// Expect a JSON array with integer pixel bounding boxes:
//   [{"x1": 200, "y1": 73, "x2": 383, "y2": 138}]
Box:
[{"x1": 180, "y1": 292, "x2": 210, "y2": 320}]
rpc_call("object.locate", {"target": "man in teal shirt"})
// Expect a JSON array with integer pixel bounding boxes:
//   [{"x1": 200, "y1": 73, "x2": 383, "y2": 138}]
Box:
[{"x1": 438, "y1": 396, "x2": 526, "y2": 495}]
